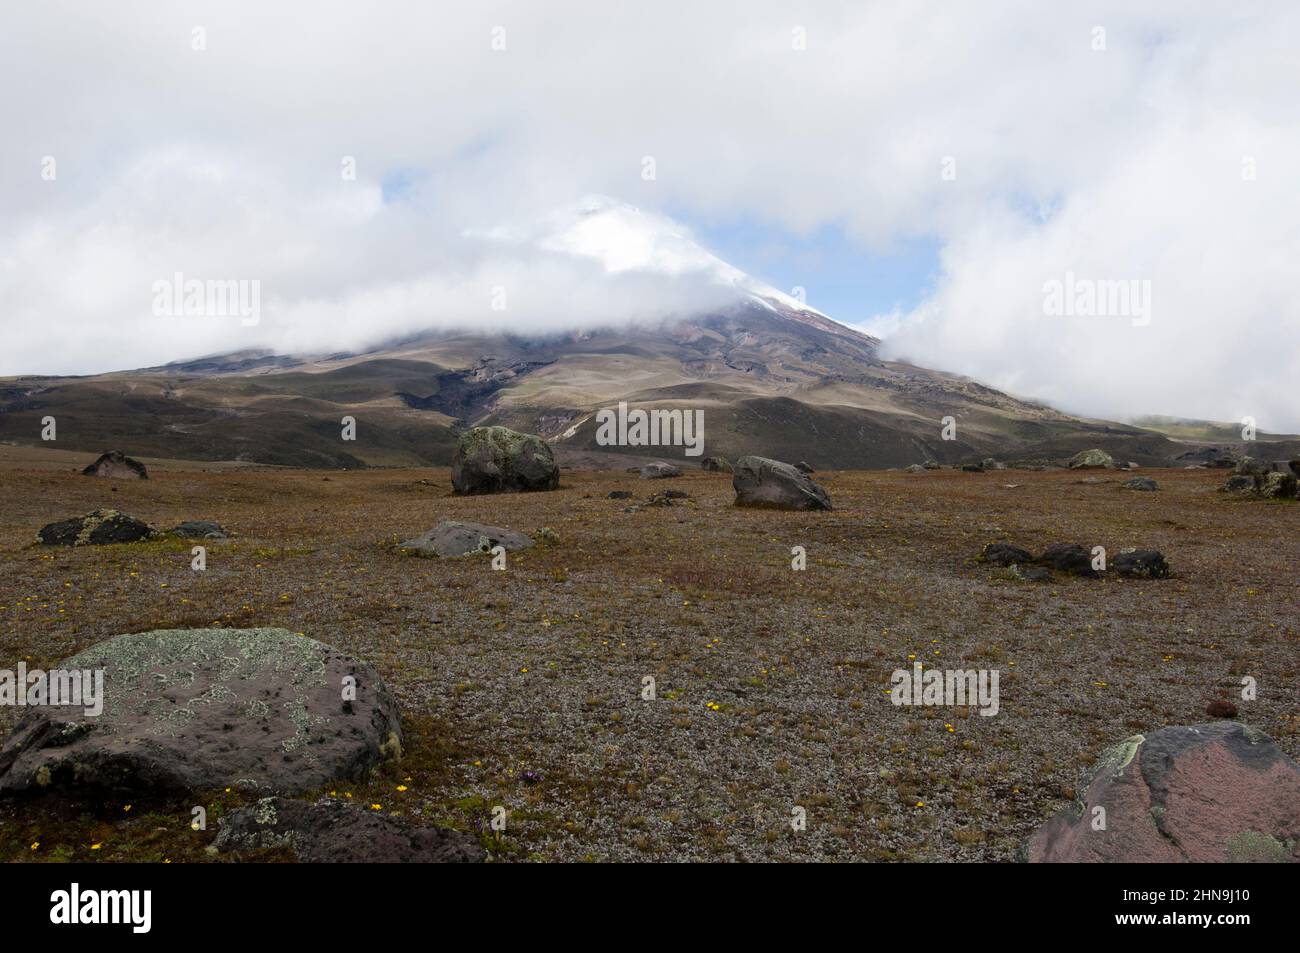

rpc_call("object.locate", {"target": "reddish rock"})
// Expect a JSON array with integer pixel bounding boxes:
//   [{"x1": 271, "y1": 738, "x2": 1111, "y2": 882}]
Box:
[
  {"x1": 1028, "y1": 723, "x2": 1300, "y2": 862},
  {"x1": 1206, "y1": 699, "x2": 1239, "y2": 719}
]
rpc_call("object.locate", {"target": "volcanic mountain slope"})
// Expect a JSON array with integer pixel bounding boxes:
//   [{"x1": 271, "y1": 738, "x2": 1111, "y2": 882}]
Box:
[
  {"x1": 0, "y1": 197, "x2": 1240, "y2": 469},
  {"x1": 0, "y1": 302, "x2": 1197, "y2": 469}
]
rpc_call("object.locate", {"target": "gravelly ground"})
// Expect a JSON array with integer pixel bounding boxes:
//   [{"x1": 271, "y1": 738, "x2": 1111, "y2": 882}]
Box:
[{"x1": 0, "y1": 461, "x2": 1296, "y2": 862}]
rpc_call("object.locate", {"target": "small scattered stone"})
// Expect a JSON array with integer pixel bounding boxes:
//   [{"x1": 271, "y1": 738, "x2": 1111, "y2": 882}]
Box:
[
  {"x1": 1113, "y1": 548, "x2": 1170, "y2": 578},
  {"x1": 1123, "y1": 477, "x2": 1159, "y2": 491},
  {"x1": 171, "y1": 520, "x2": 228, "y2": 539},
  {"x1": 1206, "y1": 699, "x2": 1238, "y2": 719},
  {"x1": 640, "y1": 462, "x2": 682, "y2": 479},
  {"x1": 979, "y1": 542, "x2": 1033, "y2": 567}
]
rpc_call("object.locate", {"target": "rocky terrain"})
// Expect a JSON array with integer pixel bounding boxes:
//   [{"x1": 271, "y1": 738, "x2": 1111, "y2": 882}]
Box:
[{"x1": 0, "y1": 446, "x2": 1295, "y2": 862}]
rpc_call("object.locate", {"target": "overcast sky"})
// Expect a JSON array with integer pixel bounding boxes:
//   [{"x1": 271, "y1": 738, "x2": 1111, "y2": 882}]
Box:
[{"x1": 2, "y1": 1, "x2": 1298, "y2": 431}]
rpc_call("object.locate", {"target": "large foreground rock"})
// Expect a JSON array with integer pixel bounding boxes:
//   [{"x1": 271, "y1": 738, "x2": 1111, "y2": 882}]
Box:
[
  {"x1": 450, "y1": 426, "x2": 559, "y2": 494},
  {"x1": 732, "y1": 456, "x2": 832, "y2": 511},
  {"x1": 214, "y1": 796, "x2": 483, "y2": 863},
  {"x1": 0, "y1": 628, "x2": 402, "y2": 797},
  {"x1": 398, "y1": 520, "x2": 533, "y2": 557},
  {"x1": 1027, "y1": 723, "x2": 1300, "y2": 862},
  {"x1": 36, "y1": 509, "x2": 157, "y2": 546},
  {"x1": 1067, "y1": 449, "x2": 1114, "y2": 469},
  {"x1": 82, "y1": 450, "x2": 148, "y2": 479}
]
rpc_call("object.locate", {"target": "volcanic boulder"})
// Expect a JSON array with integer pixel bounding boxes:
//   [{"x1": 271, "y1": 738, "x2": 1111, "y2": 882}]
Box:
[
  {"x1": 732, "y1": 456, "x2": 832, "y2": 511},
  {"x1": 397, "y1": 520, "x2": 533, "y2": 558},
  {"x1": 1027, "y1": 723, "x2": 1300, "y2": 862},
  {"x1": 82, "y1": 450, "x2": 148, "y2": 480},
  {"x1": 450, "y1": 426, "x2": 559, "y2": 495},
  {"x1": 979, "y1": 542, "x2": 1034, "y2": 567},
  {"x1": 1123, "y1": 477, "x2": 1159, "y2": 491},
  {"x1": 171, "y1": 520, "x2": 228, "y2": 539},
  {"x1": 640, "y1": 461, "x2": 682, "y2": 479},
  {"x1": 1067, "y1": 449, "x2": 1114, "y2": 469},
  {"x1": 1112, "y1": 548, "x2": 1170, "y2": 578},
  {"x1": 36, "y1": 509, "x2": 157, "y2": 546},
  {"x1": 0, "y1": 628, "x2": 403, "y2": 797},
  {"x1": 214, "y1": 796, "x2": 483, "y2": 863},
  {"x1": 1222, "y1": 474, "x2": 1257, "y2": 493},
  {"x1": 1036, "y1": 542, "x2": 1098, "y2": 576},
  {"x1": 700, "y1": 456, "x2": 731, "y2": 472},
  {"x1": 1260, "y1": 471, "x2": 1298, "y2": 499}
]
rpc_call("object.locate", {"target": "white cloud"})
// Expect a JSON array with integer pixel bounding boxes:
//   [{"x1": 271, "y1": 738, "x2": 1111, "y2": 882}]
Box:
[{"x1": 1, "y1": 1, "x2": 1297, "y2": 429}]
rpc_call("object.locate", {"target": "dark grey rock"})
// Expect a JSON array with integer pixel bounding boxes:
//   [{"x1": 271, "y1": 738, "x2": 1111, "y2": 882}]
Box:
[
  {"x1": 1113, "y1": 548, "x2": 1170, "y2": 578},
  {"x1": 1037, "y1": 542, "x2": 1098, "y2": 576},
  {"x1": 171, "y1": 520, "x2": 228, "y2": 539},
  {"x1": 980, "y1": 542, "x2": 1034, "y2": 567},
  {"x1": 82, "y1": 450, "x2": 148, "y2": 480},
  {"x1": 36, "y1": 509, "x2": 158, "y2": 546}
]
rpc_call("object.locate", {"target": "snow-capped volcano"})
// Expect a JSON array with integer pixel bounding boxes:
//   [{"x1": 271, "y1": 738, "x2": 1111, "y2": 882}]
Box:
[{"x1": 471, "y1": 195, "x2": 828, "y2": 320}]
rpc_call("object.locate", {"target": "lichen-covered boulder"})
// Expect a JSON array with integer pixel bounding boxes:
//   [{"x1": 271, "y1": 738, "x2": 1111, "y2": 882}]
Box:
[
  {"x1": 36, "y1": 509, "x2": 158, "y2": 546},
  {"x1": 732, "y1": 456, "x2": 832, "y2": 511},
  {"x1": 1234, "y1": 456, "x2": 1274, "y2": 480},
  {"x1": 450, "y1": 426, "x2": 559, "y2": 494},
  {"x1": 1222, "y1": 474, "x2": 1257, "y2": 493},
  {"x1": 1067, "y1": 449, "x2": 1114, "y2": 469},
  {"x1": 1027, "y1": 723, "x2": 1300, "y2": 862},
  {"x1": 1260, "y1": 471, "x2": 1298, "y2": 499},
  {"x1": 82, "y1": 450, "x2": 148, "y2": 479},
  {"x1": 0, "y1": 628, "x2": 402, "y2": 797},
  {"x1": 214, "y1": 796, "x2": 483, "y2": 863},
  {"x1": 397, "y1": 520, "x2": 533, "y2": 557}
]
